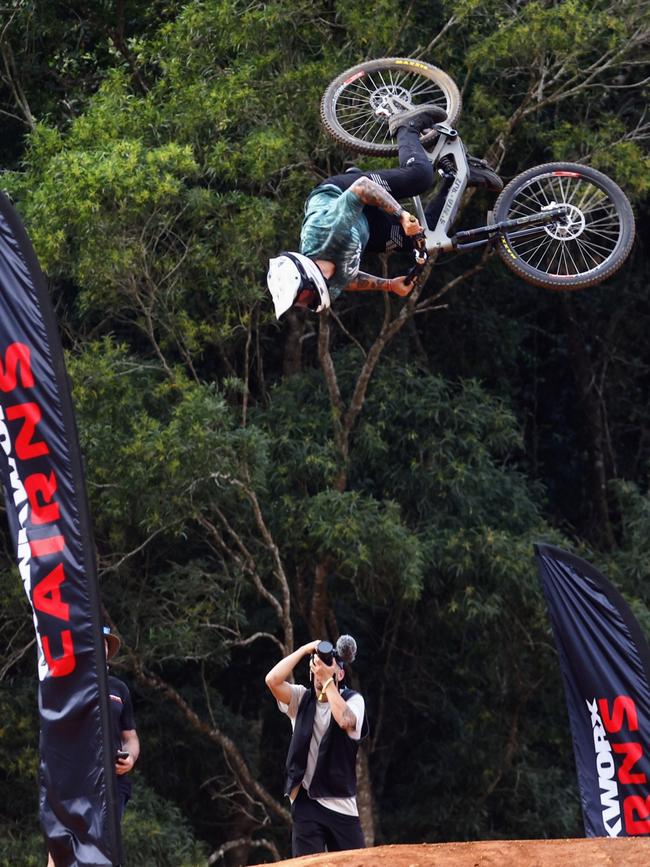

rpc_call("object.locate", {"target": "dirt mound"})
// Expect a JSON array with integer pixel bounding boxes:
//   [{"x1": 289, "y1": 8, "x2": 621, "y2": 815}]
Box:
[{"x1": 257, "y1": 837, "x2": 650, "y2": 866}]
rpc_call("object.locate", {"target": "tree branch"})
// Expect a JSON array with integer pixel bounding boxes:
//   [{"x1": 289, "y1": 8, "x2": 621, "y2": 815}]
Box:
[
  {"x1": 208, "y1": 837, "x2": 280, "y2": 865},
  {"x1": 415, "y1": 253, "x2": 490, "y2": 314},
  {"x1": 113, "y1": 0, "x2": 149, "y2": 95},
  {"x1": 197, "y1": 512, "x2": 285, "y2": 630},
  {"x1": 208, "y1": 473, "x2": 293, "y2": 652},
  {"x1": 129, "y1": 651, "x2": 291, "y2": 826},
  {"x1": 0, "y1": 38, "x2": 35, "y2": 129},
  {"x1": 0, "y1": 636, "x2": 35, "y2": 681}
]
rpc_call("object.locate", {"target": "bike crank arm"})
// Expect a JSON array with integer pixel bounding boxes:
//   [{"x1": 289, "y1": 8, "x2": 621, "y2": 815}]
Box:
[{"x1": 451, "y1": 206, "x2": 569, "y2": 251}]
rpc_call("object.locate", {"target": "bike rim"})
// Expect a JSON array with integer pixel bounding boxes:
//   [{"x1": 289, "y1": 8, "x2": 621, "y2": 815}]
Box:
[
  {"x1": 331, "y1": 66, "x2": 450, "y2": 149},
  {"x1": 503, "y1": 172, "x2": 623, "y2": 279}
]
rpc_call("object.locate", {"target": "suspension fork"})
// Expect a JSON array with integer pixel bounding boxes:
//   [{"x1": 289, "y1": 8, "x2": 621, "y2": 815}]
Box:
[{"x1": 452, "y1": 208, "x2": 570, "y2": 251}]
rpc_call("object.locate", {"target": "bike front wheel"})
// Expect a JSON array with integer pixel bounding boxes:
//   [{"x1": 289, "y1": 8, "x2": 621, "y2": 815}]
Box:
[
  {"x1": 320, "y1": 57, "x2": 462, "y2": 156},
  {"x1": 493, "y1": 162, "x2": 635, "y2": 291}
]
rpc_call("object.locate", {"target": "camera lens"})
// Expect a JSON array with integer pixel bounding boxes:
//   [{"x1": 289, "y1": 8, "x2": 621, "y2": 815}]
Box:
[{"x1": 316, "y1": 640, "x2": 334, "y2": 666}]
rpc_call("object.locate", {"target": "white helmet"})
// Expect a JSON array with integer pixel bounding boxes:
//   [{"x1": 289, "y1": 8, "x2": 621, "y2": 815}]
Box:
[{"x1": 267, "y1": 252, "x2": 331, "y2": 319}]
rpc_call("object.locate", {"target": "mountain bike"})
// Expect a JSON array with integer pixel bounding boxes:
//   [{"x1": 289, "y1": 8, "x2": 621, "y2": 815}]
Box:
[{"x1": 320, "y1": 58, "x2": 635, "y2": 291}]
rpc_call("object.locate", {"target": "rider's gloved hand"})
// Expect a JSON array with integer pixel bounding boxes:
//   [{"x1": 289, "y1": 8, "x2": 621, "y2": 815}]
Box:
[
  {"x1": 399, "y1": 210, "x2": 422, "y2": 237},
  {"x1": 389, "y1": 276, "x2": 414, "y2": 297}
]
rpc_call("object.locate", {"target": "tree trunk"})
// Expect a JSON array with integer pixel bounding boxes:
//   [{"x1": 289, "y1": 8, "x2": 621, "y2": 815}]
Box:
[
  {"x1": 561, "y1": 298, "x2": 614, "y2": 548},
  {"x1": 356, "y1": 744, "x2": 376, "y2": 847},
  {"x1": 309, "y1": 559, "x2": 331, "y2": 638},
  {"x1": 346, "y1": 665, "x2": 376, "y2": 846},
  {"x1": 282, "y1": 310, "x2": 306, "y2": 377},
  {"x1": 224, "y1": 807, "x2": 255, "y2": 867}
]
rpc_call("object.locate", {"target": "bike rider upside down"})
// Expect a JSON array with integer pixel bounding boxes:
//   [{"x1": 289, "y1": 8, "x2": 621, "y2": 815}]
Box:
[{"x1": 267, "y1": 104, "x2": 502, "y2": 319}]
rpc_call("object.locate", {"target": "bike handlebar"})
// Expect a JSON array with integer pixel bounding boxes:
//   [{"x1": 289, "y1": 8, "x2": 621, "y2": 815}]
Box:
[{"x1": 404, "y1": 232, "x2": 428, "y2": 286}]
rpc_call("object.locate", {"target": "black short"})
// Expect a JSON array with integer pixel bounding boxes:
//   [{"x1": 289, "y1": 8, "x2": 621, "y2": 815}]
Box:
[
  {"x1": 291, "y1": 786, "x2": 365, "y2": 856},
  {"x1": 319, "y1": 126, "x2": 434, "y2": 255}
]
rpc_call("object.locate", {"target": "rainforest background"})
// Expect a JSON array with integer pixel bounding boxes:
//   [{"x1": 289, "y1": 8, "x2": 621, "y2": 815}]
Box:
[{"x1": 0, "y1": 0, "x2": 648, "y2": 864}]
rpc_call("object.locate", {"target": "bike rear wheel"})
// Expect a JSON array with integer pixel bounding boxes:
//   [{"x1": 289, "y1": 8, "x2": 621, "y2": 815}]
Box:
[
  {"x1": 320, "y1": 57, "x2": 462, "y2": 156},
  {"x1": 493, "y1": 162, "x2": 635, "y2": 291}
]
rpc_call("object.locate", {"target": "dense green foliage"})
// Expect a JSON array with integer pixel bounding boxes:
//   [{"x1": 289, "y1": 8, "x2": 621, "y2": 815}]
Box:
[{"x1": 0, "y1": 0, "x2": 648, "y2": 863}]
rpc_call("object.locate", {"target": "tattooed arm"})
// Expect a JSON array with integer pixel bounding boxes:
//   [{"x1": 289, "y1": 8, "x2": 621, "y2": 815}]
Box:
[
  {"x1": 346, "y1": 271, "x2": 413, "y2": 297},
  {"x1": 349, "y1": 176, "x2": 422, "y2": 236},
  {"x1": 324, "y1": 680, "x2": 358, "y2": 732}
]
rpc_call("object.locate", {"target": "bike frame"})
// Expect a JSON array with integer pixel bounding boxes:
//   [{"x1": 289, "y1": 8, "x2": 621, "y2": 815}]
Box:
[
  {"x1": 412, "y1": 123, "x2": 469, "y2": 253},
  {"x1": 412, "y1": 124, "x2": 568, "y2": 256}
]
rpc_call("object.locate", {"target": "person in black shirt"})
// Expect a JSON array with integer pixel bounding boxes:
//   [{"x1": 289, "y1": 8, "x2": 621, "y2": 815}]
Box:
[
  {"x1": 47, "y1": 627, "x2": 139, "y2": 866},
  {"x1": 103, "y1": 626, "x2": 139, "y2": 816}
]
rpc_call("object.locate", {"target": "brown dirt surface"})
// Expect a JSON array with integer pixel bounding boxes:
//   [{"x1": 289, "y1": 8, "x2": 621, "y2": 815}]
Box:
[{"x1": 255, "y1": 837, "x2": 650, "y2": 866}]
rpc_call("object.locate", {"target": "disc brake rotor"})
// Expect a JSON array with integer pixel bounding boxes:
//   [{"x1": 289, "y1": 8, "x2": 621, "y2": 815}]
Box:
[
  {"x1": 369, "y1": 84, "x2": 413, "y2": 119},
  {"x1": 545, "y1": 203, "x2": 586, "y2": 240}
]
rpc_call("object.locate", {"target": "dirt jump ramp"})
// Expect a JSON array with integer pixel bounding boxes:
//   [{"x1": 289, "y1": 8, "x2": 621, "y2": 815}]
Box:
[{"x1": 256, "y1": 837, "x2": 650, "y2": 866}]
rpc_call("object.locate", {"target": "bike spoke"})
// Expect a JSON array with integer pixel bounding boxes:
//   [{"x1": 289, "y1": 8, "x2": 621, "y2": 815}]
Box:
[
  {"x1": 407, "y1": 79, "x2": 442, "y2": 99},
  {"x1": 337, "y1": 108, "x2": 380, "y2": 131},
  {"x1": 376, "y1": 69, "x2": 391, "y2": 96},
  {"x1": 343, "y1": 108, "x2": 380, "y2": 137},
  {"x1": 583, "y1": 223, "x2": 619, "y2": 243},
  {"x1": 336, "y1": 101, "x2": 374, "y2": 119},
  {"x1": 585, "y1": 213, "x2": 620, "y2": 229},
  {"x1": 507, "y1": 189, "x2": 549, "y2": 216},
  {"x1": 561, "y1": 241, "x2": 583, "y2": 275},
  {"x1": 574, "y1": 187, "x2": 607, "y2": 214},
  {"x1": 341, "y1": 79, "x2": 376, "y2": 96},
  {"x1": 504, "y1": 171, "x2": 626, "y2": 277},
  {"x1": 537, "y1": 237, "x2": 562, "y2": 272},
  {"x1": 355, "y1": 116, "x2": 384, "y2": 142},
  {"x1": 332, "y1": 65, "x2": 454, "y2": 148},
  {"x1": 512, "y1": 230, "x2": 616, "y2": 274},
  {"x1": 582, "y1": 227, "x2": 619, "y2": 248},
  {"x1": 571, "y1": 239, "x2": 602, "y2": 270},
  {"x1": 506, "y1": 195, "x2": 541, "y2": 215},
  {"x1": 526, "y1": 237, "x2": 551, "y2": 271},
  {"x1": 551, "y1": 176, "x2": 568, "y2": 205},
  {"x1": 575, "y1": 235, "x2": 616, "y2": 259},
  {"x1": 514, "y1": 234, "x2": 553, "y2": 264},
  {"x1": 569, "y1": 240, "x2": 594, "y2": 273},
  {"x1": 335, "y1": 110, "x2": 380, "y2": 134},
  {"x1": 534, "y1": 179, "x2": 554, "y2": 208},
  {"x1": 369, "y1": 122, "x2": 388, "y2": 144}
]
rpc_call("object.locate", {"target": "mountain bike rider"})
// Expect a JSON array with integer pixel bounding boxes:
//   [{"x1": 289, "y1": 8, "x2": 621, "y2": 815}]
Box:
[{"x1": 266, "y1": 104, "x2": 502, "y2": 319}]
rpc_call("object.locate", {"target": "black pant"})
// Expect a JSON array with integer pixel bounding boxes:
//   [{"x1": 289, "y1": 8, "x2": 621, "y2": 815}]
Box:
[
  {"x1": 291, "y1": 786, "x2": 365, "y2": 856},
  {"x1": 321, "y1": 127, "x2": 434, "y2": 254},
  {"x1": 116, "y1": 775, "x2": 131, "y2": 819}
]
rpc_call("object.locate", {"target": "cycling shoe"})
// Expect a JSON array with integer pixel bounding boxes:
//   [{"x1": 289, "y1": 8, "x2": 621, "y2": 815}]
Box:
[
  {"x1": 467, "y1": 155, "x2": 503, "y2": 192},
  {"x1": 388, "y1": 103, "x2": 448, "y2": 136}
]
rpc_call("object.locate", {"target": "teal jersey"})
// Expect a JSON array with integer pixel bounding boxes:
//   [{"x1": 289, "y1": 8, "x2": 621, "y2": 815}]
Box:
[{"x1": 299, "y1": 184, "x2": 370, "y2": 299}]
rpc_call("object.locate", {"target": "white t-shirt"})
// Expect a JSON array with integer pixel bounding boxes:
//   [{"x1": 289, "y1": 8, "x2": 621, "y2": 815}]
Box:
[{"x1": 279, "y1": 683, "x2": 365, "y2": 816}]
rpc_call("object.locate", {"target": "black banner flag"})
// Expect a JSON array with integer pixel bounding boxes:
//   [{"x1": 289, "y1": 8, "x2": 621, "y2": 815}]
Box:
[
  {"x1": 0, "y1": 192, "x2": 121, "y2": 864},
  {"x1": 535, "y1": 543, "x2": 650, "y2": 837}
]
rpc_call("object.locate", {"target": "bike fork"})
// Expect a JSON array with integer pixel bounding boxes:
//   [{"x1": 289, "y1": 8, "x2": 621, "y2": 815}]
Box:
[{"x1": 452, "y1": 207, "x2": 570, "y2": 251}]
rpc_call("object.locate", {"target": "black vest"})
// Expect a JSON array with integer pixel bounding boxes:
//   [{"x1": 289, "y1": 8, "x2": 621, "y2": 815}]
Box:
[{"x1": 284, "y1": 686, "x2": 369, "y2": 799}]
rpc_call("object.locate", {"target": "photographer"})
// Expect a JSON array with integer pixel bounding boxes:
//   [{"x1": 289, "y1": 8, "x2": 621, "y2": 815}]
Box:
[{"x1": 265, "y1": 636, "x2": 368, "y2": 856}]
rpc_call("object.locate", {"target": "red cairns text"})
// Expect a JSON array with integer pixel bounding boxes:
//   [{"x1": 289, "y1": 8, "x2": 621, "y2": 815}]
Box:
[{"x1": 0, "y1": 341, "x2": 75, "y2": 677}]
